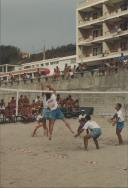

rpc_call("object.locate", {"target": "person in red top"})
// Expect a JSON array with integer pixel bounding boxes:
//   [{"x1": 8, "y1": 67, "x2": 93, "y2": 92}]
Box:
[{"x1": 56, "y1": 66, "x2": 60, "y2": 80}]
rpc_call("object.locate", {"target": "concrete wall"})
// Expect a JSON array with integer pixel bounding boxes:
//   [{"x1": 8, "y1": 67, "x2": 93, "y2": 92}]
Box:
[
  {"x1": 0, "y1": 69, "x2": 128, "y2": 116},
  {"x1": 0, "y1": 68, "x2": 128, "y2": 91},
  {"x1": 0, "y1": 92, "x2": 128, "y2": 117}
]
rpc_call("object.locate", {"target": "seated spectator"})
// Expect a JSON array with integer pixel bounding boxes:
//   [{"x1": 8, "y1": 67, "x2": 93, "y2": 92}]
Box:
[
  {"x1": 57, "y1": 94, "x2": 61, "y2": 103},
  {"x1": 65, "y1": 95, "x2": 74, "y2": 112},
  {"x1": 18, "y1": 95, "x2": 23, "y2": 105},
  {"x1": 35, "y1": 96, "x2": 42, "y2": 110},
  {"x1": 0, "y1": 99, "x2": 5, "y2": 117},
  {"x1": 35, "y1": 96, "x2": 41, "y2": 103},
  {"x1": 69, "y1": 68, "x2": 74, "y2": 79},
  {"x1": 10, "y1": 97, "x2": 16, "y2": 110},
  {"x1": 22, "y1": 105, "x2": 35, "y2": 122},
  {"x1": 18, "y1": 95, "x2": 24, "y2": 114},
  {"x1": 23, "y1": 95, "x2": 30, "y2": 107},
  {"x1": 73, "y1": 99, "x2": 80, "y2": 111},
  {"x1": 31, "y1": 100, "x2": 37, "y2": 113},
  {"x1": 56, "y1": 94, "x2": 64, "y2": 108}
]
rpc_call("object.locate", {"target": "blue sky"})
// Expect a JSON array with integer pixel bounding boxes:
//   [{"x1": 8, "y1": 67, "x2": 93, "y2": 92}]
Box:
[{"x1": 1, "y1": 0, "x2": 77, "y2": 53}]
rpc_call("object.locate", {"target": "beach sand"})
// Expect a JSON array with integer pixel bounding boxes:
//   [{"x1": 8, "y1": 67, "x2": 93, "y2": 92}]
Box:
[{"x1": 0, "y1": 116, "x2": 128, "y2": 187}]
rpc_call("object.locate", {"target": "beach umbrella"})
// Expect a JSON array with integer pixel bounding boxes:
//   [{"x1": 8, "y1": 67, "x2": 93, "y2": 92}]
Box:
[{"x1": 40, "y1": 68, "x2": 50, "y2": 75}]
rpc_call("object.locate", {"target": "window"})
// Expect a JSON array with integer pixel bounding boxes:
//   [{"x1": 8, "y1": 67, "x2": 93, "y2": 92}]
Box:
[
  {"x1": 41, "y1": 64, "x2": 44, "y2": 66},
  {"x1": 92, "y1": 12, "x2": 98, "y2": 19},
  {"x1": 45, "y1": 63, "x2": 49, "y2": 66},
  {"x1": 84, "y1": 12, "x2": 90, "y2": 21},
  {"x1": 120, "y1": 21, "x2": 128, "y2": 31},
  {"x1": 121, "y1": 41, "x2": 127, "y2": 51},
  {"x1": 93, "y1": 46, "x2": 102, "y2": 56},
  {"x1": 120, "y1": 3, "x2": 127, "y2": 11},
  {"x1": 93, "y1": 28, "x2": 102, "y2": 38}
]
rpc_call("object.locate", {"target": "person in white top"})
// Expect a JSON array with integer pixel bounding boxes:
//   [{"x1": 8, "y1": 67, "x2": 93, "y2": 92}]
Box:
[
  {"x1": 46, "y1": 84, "x2": 74, "y2": 140},
  {"x1": 32, "y1": 92, "x2": 51, "y2": 137},
  {"x1": 75, "y1": 115, "x2": 102, "y2": 150},
  {"x1": 111, "y1": 103, "x2": 125, "y2": 145}
]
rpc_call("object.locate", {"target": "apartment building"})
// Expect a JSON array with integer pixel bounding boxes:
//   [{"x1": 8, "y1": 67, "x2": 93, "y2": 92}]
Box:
[{"x1": 76, "y1": 0, "x2": 128, "y2": 64}]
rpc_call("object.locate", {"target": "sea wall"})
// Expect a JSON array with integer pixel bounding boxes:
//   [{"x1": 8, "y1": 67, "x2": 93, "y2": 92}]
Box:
[{"x1": 0, "y1": 69, "x2": 128, "y2": 116}]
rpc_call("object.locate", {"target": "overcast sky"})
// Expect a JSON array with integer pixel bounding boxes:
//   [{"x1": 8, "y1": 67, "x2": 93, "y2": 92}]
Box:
[{"x1": 1, "y1": 0, "x2": 78, "y2": 53}]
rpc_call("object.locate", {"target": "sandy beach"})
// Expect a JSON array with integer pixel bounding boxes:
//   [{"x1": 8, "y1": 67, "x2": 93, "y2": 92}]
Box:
[{"x1": 0, "y1": 116, "x2": 128, "y2": 188}]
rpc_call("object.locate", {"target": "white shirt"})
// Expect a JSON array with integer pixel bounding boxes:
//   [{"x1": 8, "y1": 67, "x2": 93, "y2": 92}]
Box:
[
  {"x1": 116, "y1": 110, "x2": 124, "y2": 122},
  {"x1": 47, "y1": 94, "x2": 58, "y2": 111},
  {"x1": 0, "y1": 105, "x2": 5, "y2": 110},
  {"x1": 83, "y1": 120, "x2": 100, "y2": 130},
  {"x1": 35, "y1": 98, "x2": 40, "y2": 103},
  {"x1": 78, "y1": 114, "x2": 86, "y2": 120},
  {"x1": 36, "y1": 114, "x2": 42, "y2": 121},
  {"x1": 41, "y1": 95, "x2": 47, "y2": 108}
]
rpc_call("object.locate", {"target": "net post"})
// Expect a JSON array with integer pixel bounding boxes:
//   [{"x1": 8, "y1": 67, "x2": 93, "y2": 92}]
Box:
[{"x1": 16, "y1": 90, "x2": 19, "y2": 117}]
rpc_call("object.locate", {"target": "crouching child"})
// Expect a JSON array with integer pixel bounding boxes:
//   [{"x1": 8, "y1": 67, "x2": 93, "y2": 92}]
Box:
[{"x1": 75, "y1": 115, "x2": 102, "y2": 150}]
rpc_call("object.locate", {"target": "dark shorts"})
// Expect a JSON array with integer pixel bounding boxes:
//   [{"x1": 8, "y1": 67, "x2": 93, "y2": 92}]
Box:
[{"x1": 116, "y1": 122, "x2": 124, "y2": 129}]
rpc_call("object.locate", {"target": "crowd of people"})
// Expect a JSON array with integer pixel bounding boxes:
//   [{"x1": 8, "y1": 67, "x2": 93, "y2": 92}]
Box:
[
  {"x1": 0, "y1": 55, "x2": 128, "y2": 85},
  {"x1": 0, "y1": 93, "x2": 79, "y2": 123},
  {"x1": 0, "y1": 68, "x2": 48, "y2": 84}
]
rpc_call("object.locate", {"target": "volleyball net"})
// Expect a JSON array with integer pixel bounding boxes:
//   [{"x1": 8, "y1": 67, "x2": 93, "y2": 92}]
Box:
[{"x1": 0, "y1": 88, "x2": 128, "y2": 123}]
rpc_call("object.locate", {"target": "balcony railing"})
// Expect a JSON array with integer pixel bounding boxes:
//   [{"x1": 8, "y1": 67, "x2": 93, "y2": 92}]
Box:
[
  {"x1": 105, "y1": 28, "x2": 128, "y2": 39},
  {"x1": 77, "y1": 0, "x2": 108, "y2": 9},
  {"x1": 78, "y1": 8, "x2": 128, "y2": 28},
  {"x1": 104, "y1": 8, "x2": 128, "y2": 21},
  {"x1": 78, "y1": 15, "x2": 103, "y2": 27}
]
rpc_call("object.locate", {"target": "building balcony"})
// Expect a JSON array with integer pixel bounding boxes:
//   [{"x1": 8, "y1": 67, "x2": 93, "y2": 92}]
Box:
[
  {"x1": 78, "y1": 49, "x2": 128, "y2": 64},
  {"x1": 104, "y1": 28, "x2": 128, "y2": 41},
  {"x1": 78, "y1": 9, "x2": 128, "y2": 29},
  {"x1": 78, "y1": 28, "x2": 128, "y2": 46},
  {"x1": 78, "y1": 16, "x2": 104, "y2": 28},
  {"x1": 78, "y1": 35, "x2": 104, "y2": 46},
  {"x1": 104, "y1": 9, "x2": 128, "y2": 22},
  {"x1": 77, "y1": 0, "x2": 108, "y2": 11}
]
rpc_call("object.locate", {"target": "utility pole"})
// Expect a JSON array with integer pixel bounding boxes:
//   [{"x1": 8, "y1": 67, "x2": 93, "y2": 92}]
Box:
[{"x1": 43, "y1": 44, "x2": 46, "y2": 60}]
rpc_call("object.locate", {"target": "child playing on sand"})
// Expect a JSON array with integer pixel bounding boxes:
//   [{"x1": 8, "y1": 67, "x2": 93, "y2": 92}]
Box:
[
  {"x1": 76, "y1": 114, "x2": 86, "y2": 133},
  {"x1": 75, "y1": 115, "x2": 102, "y2": 150},
  {"x1": 32, "y1": 108, "x2": 48, "y2": 137},
  {"x1": 111, "y1": 103, "x2": 125, "y2": 145}
]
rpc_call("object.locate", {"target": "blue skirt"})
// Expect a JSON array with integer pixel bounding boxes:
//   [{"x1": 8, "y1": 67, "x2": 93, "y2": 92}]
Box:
[
  {"x1": 50, "y1": 108, "x2": 64, "y2": 120},
  {"x1": 42, "y1": 108, "x2": 51, "y2": 119}
]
